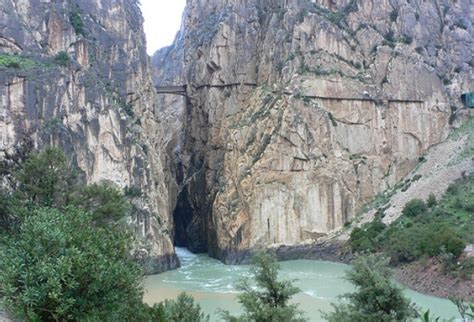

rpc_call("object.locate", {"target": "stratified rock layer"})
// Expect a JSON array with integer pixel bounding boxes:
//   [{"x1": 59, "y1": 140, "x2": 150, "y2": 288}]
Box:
[
  {"x1": 153, "y1": 0, "x2": 473, "y2": 263},
  {"x1": 0, "y1": 0, "x2": 177, "y2": 272}
]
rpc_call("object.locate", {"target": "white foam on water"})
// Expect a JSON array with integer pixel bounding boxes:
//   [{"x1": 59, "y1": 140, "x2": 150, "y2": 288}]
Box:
[{"x1": 145, "y1": 250, "x2": 460, "y2": 321}]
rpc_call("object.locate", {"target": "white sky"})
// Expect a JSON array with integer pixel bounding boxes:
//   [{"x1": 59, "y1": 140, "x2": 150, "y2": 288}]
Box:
[{"x1": 139, "y1": 0, "x2": 186, "y2": 55}]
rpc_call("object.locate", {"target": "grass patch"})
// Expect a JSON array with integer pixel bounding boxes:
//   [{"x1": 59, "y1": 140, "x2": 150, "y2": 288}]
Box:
[{"x1": 0, "y1": 54, "x2": 42, "y2": 70}]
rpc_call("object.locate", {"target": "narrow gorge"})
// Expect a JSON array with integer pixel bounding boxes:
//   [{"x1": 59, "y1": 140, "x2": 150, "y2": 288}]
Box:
[
  {"x1": 1, "y1": 0, "x2": 472, "y2": 272},
  {"x1": 152, "y1": 0, "x2": 473, "y2": 264}
]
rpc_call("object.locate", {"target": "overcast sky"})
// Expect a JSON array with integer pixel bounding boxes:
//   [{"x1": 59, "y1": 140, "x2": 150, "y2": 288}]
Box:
[{"x1": 139, "y1": 0, "x2": 186, "y2": 56}]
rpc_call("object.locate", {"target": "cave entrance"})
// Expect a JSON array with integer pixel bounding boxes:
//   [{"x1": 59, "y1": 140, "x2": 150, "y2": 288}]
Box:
[
  {"x1": 173, "y1": 190, "x2": 194, "y2": 248},
  {"x1": 172, "y1": 187, "x2": 208, "y2": 253}
]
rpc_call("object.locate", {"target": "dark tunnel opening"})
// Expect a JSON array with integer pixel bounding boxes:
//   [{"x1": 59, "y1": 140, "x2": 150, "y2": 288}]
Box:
[{"x1": 172, "y1": 189, "x2": 194, "y2": 248}]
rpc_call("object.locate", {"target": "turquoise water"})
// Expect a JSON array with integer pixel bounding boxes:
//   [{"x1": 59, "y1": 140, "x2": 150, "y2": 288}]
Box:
[{"x1": 144, "y1": 248, "x2": 460, "y2": 321}]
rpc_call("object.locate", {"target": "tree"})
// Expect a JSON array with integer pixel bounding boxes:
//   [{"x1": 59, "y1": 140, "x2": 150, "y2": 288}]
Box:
[
  {"x1": 349, "y1": 220, "x2": 386, "y2": 253},
  {"x1": 70, "y1": 182, "x2": 131, "y2": 225},
  {"x1": 1, "y1": 147, "x2": 78, "y2": 233},
  {"x1": 402, "y1": 199, "x2": 427, "y2": 218},
  {"x1": 427, "y1": 193, "x2": 437, "y2": 208},
  {"x1": 220, "y1": 252, "x2": 307, "y2": 321},
  {"x1": 0, "y1": 207, "x2": 145, "y2": 321},
  {"x1": 0, "y1": 147, "x2": 130, "y2": 232},
  {"x1": 323, "y1": 255, "x2": 416, "y2": 321},
  {"x1": 14, "y1": 147, "x2": 77, "y2": 208},
  {"x1": 160, "y1": 292, "x2": 209, "y2": 321}
]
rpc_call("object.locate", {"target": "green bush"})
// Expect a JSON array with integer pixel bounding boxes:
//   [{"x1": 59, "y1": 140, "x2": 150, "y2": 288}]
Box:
[
  {"x1": 384, "y1": 222, "x2": 466, "y2": 263},
  {"x1": 124, "y1": 185, "x2": 142, "y2": 198},
  {"x1": 161, "y1": 292, "x2": 209, "y2": 321},
  {"x1": 384, "y1": 225, "x2": 423, "y2": 264},
  {"x1": 437, "y1": 229, "x2": 466, "y2": 257},
  {"x1": 14, "y1": 147, "x2": 76, "y2": 209},
  {"x1": 0, "y1": 148, "x2": 130, "y2": 231},
  {"x1": 349, "y1": 221, "x2": 386, "y2": 253},
  {"x1": 0, "y1": 54, "x2": 38, "y2": 69},
  {"x1": 418, "y1": 224, "x2": 465, "y2": 258},
  {"x1": 70, "y1": 182, "x2": 130, "y2": 225},
  {"x1": 390, "y1": 9, "x2": 398, "y2": 22},
  {"x1": 0, "y1": 147, "x2": 210, "y2": 321},
  {"x1": 0, "y1": 207, "x2": 144, "y2": 321},
  {"x1": 70, "y1": 9, "x2": 85, "y2": 36},
  {"x1": 322, "y1": 255, "x2": 416, "y2": 321},
  {"x1": 427, "y1": 193, "x2": 437, "y2": 208},
  {"x1": 54, "y1": 51, "x2": 70, "y2": 66},
  {"x1": 220, "y1": 252, "x2": 307, "y2": 321},
  {"x1": 455, "y1": 196, "x2": 474, "y2": 212},
  {"x1": 402, "y1": 199, "x2": 427, "y2": 217}
]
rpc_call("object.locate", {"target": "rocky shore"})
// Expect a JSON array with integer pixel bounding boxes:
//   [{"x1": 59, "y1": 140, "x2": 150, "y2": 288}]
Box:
[
  {"x1": 395, "y1": 259, "x2": 474, "y2": 301},
  {"x1": 219, "y1": 240, "x2": 474, "y2": 302}
]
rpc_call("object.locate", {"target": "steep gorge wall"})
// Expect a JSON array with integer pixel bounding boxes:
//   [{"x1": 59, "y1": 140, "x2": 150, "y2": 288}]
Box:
[
  {"x1": 153, "y1": 0, "x2": 473, "y2": 263},
  {"x1": 0, "y1": 0, "x2": 178, "y2": 272}
]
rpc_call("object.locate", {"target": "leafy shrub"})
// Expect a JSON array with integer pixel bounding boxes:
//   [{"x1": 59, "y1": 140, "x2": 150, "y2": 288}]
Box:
[
  {"x1": 220, "y1": 252, "x2": 307, "y2": 321},
  {"x1": 0, "y1": 54, "x2": 39, "y2": 69},
  {"x1": 323, "y1": 255, "x2": 416, "y2": 321},
  {"x1": 13, "y1": 147, "x2": 76, "y2": 209},
  {"x1": 402, "y1": 199, "x2": 427, "y2": 217},
  {"x1": 436, "y1": 229, "x2": 465, "y2": 257},
  {"x1": 124, "y1": 185, "x2": 142, "y2": 198},
  {"x1": 383, "y1": 220, "x2": 466, "y2": 264},
  {"x1": 0, "y1": 147, "x2": 209, "y2": 321},
  {"x1": 70, "y1": 182, "x2": 130, "y2": 225},
  {"x1": 455, "y1": 196, "x2": 474, "y2": 212},
  {"x1": 0, "y1": 207, "x2": 144, "y2": 321},
  {"x1": 427, "y1": 193, "x2": 437, "y2": 208},
  {"x1": 161, "y1": 292, "x2": 209, "y2": 321},
  {"x1": 390, "y1": 9, "x2": 398, "y2": 22},
  {"x1": 70, "y1": 9, "x2": 85, "y2": 36},
  {"x1": 350, "y1": 221, "x2": 386, "y2": 253},
  {"x1": 54, "y1": 51, "x2": 70, "y2": 66},
  {"x1": 400, "y1": 35, "x2": 413, "y2": 44},
  {"x1": 384, "y1": 225, "x2": 423, "y2": 264}
]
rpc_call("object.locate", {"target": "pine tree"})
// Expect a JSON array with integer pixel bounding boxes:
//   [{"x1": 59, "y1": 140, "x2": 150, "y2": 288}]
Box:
[
  {"x1": 323, "y1": 254, "x2": 416, "y2": 321},
  {"x1": 221, "y1": 252, "x2": 307, "y2": 321}
]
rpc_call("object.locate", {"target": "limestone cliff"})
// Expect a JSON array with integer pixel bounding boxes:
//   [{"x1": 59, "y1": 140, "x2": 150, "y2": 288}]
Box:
[
  {"x1": 153, "y1": 0, "x2": 473, "y2": 263},
  {"x1": 0, "y1": 0, "x2": 177, "y2": 272}
]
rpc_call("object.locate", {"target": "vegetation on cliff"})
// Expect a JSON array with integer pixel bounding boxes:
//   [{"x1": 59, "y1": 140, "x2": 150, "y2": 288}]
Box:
[
  {"x1": 0, "y1": 148, "x2": 143, "y2": 320},
  {"x1": 350, "y1": 174, "x2": 473, "y2": 279},
  {"x1": 0, "y1": 147, "x2": 205, "y2": 321}
]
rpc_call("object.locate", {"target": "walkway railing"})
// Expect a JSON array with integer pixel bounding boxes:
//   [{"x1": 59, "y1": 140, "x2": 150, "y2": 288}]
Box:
[{"x1": 154, "y1": 83, "x2": 423, "y2": 104}]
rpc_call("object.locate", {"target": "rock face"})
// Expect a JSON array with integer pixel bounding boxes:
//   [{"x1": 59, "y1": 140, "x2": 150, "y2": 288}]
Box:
[
  {"x1": 0, "y1": 0, "x2": 178, "y2": 272},
  {"x1": 153, "y1": 0, "x2": 473, "y2": 263}
]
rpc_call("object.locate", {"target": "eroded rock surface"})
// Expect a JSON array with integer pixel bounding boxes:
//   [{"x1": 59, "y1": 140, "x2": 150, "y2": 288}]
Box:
[
  {"x1": 153, "y1": 0, "x2": 473, "y2": 263},
  {"x1": 0, "y1": 0, "x2": 178, "y2": 272}
]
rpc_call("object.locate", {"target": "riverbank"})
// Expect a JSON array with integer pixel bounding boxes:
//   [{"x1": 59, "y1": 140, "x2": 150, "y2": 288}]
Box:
[
  {"x1": 144, "y1": 247, "x2": 460, "y2": 321},
  {"x1": 265, "y1": 241, "x2": 473, "y2": 302},
  {"x1": 395, "y1": 258, "x2": 473, "y2": 301}
]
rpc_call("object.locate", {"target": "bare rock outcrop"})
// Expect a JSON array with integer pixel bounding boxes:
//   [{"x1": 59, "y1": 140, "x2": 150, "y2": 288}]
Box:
[
  {"x1": 0, "y1": 0, "x2": 178, "y2": 272},
  {"x1": 153, "y1": 0, "x2": 473, "y2": 263}
]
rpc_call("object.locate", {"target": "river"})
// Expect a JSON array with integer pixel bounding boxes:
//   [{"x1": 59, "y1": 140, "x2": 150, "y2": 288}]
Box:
[{"x1": 143, "y1": 247, "x2": 460, "y2": 321}]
